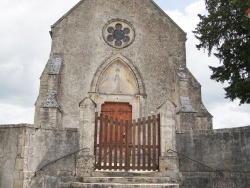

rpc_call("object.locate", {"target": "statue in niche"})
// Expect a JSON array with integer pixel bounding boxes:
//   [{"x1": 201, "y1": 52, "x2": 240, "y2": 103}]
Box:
[
  {"x1": 113, "y1": 64, "x2": 121, "y2": 93},
  {"x1": 98, "y1": 61, "x2": 138, "y2": 95}
]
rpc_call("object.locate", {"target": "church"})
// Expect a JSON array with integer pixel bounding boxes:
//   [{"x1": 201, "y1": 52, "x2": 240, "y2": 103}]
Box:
[{"x1": 0, "y1": 0, "x2": 249, "y2": 187}]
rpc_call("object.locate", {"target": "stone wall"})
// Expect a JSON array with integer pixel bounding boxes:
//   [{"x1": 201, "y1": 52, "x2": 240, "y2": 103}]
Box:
[
  {"x1": 0, "y1": 124, "x2": 29, "y2": 188},
  {"x1": 176, "y1": 126, "x2": 250, "y2": 188},
  {"x1": 180, "y1": 172, "x2": 250, "y2": 188},
  {"x1": 0, "y1": 124, "x2": 80, "y2": 188},
  {"x1": 25, "y1": 127, "x2": 80, "y2": 187}
]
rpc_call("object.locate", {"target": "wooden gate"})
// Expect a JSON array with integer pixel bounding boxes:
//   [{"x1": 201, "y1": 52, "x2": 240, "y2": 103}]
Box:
[{"x1": 94, "y1": 113, "x2": 161, "y2": 171}]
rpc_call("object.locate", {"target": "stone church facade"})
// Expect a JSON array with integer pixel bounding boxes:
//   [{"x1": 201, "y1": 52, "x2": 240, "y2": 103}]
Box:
[{"x1": 0, "y1": 0, "x2": 249, "y2": 187}]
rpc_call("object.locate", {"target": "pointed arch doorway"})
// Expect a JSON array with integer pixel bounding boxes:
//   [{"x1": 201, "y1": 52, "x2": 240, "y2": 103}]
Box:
[
  {"x1": 89, "y1": 54, "x2": 147, "y2": 124},
  {"x1": 91, "y1": 55, "x2": 160, "y2": 171}
]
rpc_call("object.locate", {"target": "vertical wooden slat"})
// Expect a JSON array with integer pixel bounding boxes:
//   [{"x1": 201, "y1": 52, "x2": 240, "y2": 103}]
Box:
[
  {"x1": 128, "y1": 120, "x2": 133, "y2": 170},
  {"x1": 94, "y1": 112, "x2": 98, "y2": 170},
  {"x1": 103, "y1": 115, "x2": 108, "y2": 170},
  {"x1": 114, "y1": 118, "x2": 118, "y2": 170},
  {"x1": 152, "y1": 115, "x2": 157, "y2": 171},
  {"x1": 147, "y1": 116, "x2": 151, "y2": 170},
  {"x1": 157, "y1": 114, "x2": 161, "y2": 159},
  {"x1": 94, "y1": 112, "x2": 98, "y2": 169},
  {"x1": 109, "y1": 117, "x2": 113, "y2": 170},
  {"x1": 94, "y1": 112, "x2": 98, "y2": 156},
  {"x1": 142, "y1": 117, "x2": 146, "y2": 171},
  {"x1": 98, "y1": 114, "x2": 103, "y2": 170},
  {"x1": 119, "y1": 120, "x2": 124, "y2": 170},
  {"x1": 137, "y1": 118, "x2": 141, "y2": 170},
  {"x1": 125, "y1": 120, "x2": 129, "y2": 171},
  {"x1": 132, "y1": 120, "x2": 136, "y2": 171}
]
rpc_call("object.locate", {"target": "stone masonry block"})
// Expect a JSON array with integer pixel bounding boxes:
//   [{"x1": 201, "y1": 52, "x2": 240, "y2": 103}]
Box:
[
  {"x1": 18, "y1": 134, "x2": 25, "y2": 146},
  {"x1": 13, "y1": 171, "x2": 20, "y2": 179},
  {"x1": 14, "y1": 179, "x2": 23, "y2": 188},
  {"x1": 15, "y1": 158, "x2": 24, "y2": 171}
]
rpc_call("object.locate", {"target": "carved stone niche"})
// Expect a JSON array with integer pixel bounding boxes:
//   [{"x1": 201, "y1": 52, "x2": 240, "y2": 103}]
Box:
[{"x1": 97, "y1": 60, "x2": 139, "y2": 95}]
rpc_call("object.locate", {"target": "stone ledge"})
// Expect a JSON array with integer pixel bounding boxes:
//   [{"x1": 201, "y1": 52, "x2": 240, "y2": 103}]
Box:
[
  {"x1": 0, "y1": 124, "x2": 79, "y2": 132},
  {"x1": 36, "y1": 127, "x2": 79, "y2": 132},
  {"x1": 61, "y1": 182, "x2": 179, "y2": 188},
  {"x1": 82, "y1": 176, "x2": 172, "y2": 183},
  {"x1": 177, "y1": 125, "x2": 250, "y2": 134},
  {"x1": 0, "y1": 124, "x2": 33, "y2": 128}
]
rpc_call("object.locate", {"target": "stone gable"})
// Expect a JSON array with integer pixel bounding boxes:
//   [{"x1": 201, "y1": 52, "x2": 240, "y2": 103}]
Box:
[{"x1": 35, "y1": 0, "x2": 211, "y2": 130}]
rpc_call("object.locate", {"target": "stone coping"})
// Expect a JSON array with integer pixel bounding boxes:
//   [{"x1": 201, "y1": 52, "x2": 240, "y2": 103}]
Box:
[
  {"x1": 177, "y1": 125, "x2": 250, "y2": 134},
  {"x1": 0, "y1": 124, "x2": 78, "y2": 132},
  {"x1": 0, "y1": 123, "x2": 33, "y2": 128}
]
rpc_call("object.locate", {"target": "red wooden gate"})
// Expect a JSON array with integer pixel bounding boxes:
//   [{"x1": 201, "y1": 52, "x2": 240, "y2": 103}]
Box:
[{"x1": 94, "y1": 113, "x2": 161, "y2": 171}]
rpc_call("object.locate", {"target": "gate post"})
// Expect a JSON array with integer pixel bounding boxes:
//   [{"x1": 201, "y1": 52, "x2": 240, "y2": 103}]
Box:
[
  {"x1": 157, "y1": 99, "x2": 179, "y2": 172},
  {"x1": 77, "y1": 97, "x2": 96, "y2": 177}
]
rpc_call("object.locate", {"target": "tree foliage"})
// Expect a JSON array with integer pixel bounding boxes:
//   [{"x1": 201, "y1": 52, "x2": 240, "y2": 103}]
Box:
[{"x1": 193, "y1": 0, "x2": 250, "y2": 104}]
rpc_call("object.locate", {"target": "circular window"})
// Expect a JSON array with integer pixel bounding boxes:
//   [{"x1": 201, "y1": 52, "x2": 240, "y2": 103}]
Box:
[{"x1": 103, "y1": 19, "x2": 135, "y2": 49}]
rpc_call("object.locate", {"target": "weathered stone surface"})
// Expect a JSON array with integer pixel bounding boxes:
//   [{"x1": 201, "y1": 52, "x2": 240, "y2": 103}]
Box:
[
  {"x1": 49, "y1": 57, "x2": 63, "y2": 75},
  {"x1": 25, "y1": 127, "x2": 79, "y2": 173},
  {"x1": 178, "y1": 97, "x2": 197, "y2": 113},
  {"x1": 14, "y1": 179, "x2": 23, "y2": 188},
  {"x1": 69, "y1": 182, "x2": 180, "y2": 188},
  {"x1": 180, "y1": 172, "x2": 250, "y2": 188},
  {"x1": 15, "y1": 158, "x2": 24, "y2": 171},
  {"x1": 79, "y1": 97, "x2": 96, "y2": 153},
  {"x1": 82, "y1": 176, "x2": 172, "y2": 184},
  {"x1": 176, "y1": 126, "x2": 250, "y2": 172},
  {"x1": 0, "y1": 125, "x2": 28, "y2": 188},
  {"x1": 157, "y1": 99, "x2": 179, "y2": 173},
  {"x1": 43, "y1": 90, "x2": 59, "y2": 108},
  {"x1": 76, "y1": 156, "x2": 95, "y2": 178}
]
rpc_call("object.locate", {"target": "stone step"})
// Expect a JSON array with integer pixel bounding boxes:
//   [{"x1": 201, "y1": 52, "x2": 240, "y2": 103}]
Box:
[
  {"x1": 60, "y1": 182, "x2": 179, "y2": 188},
  {"x1": 82, "y1": 176, "x2": 172, "y2": 184},
  {"x1": 92, "y1": 171, "x2": 166, "y2": 177}
]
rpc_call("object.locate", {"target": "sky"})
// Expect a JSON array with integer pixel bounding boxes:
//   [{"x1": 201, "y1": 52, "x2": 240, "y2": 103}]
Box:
[{"x1": 0, "y1": 0, "x2": 249, "y2": 129}]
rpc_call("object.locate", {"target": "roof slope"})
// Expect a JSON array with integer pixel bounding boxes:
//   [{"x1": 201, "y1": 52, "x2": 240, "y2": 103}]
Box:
[{"x1": 51, "y1": 0, "x2": 186, "y2": 34}]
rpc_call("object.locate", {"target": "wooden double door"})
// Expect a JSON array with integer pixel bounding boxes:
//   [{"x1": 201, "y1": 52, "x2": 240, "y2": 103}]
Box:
[
  {"x1": 100, "y1": 102, "x2": 132, "y2": 144},
  {"x1": 94, "y1": 102, "x2": 160, "y2": 171}
]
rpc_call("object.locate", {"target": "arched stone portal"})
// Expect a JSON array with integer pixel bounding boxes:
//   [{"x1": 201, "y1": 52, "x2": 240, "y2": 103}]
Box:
[
  {"x1": 89, "y1": 54, "x2": 146, "y2": 119},
  {"x1": 90, "y1": 54, "x2": 146, "y2": 96},
  {"x1": 78, "y1": 54, "x2": 148, "y2": 173}
]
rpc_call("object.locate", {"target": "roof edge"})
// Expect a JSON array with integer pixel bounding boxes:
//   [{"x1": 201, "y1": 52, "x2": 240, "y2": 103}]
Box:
[
  {"x1": 51, "y1": 0, "x2": 85, "y2": 28},
  {"x1": 150, "y1": 0, "x2": 186, "y2": 35},
  {"x1": 51, "y1": 0, "x2": 187, "y2": 36}
]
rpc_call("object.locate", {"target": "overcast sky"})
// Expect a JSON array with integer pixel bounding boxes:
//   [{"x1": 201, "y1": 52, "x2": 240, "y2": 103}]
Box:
[{"x1": 0, "y1": 0, "x2": 249, "y2": 129}]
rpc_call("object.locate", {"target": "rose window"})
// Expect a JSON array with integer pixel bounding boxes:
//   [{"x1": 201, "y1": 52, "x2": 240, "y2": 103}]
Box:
[{"x1": 103, "y1": 19, "x2": 135, "y2": 48}]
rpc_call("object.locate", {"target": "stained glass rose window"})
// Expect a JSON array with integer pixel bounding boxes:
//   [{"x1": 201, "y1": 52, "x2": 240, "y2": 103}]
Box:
[{"x1": 103, "y1": 19, "x2": 135, "y2": 48}]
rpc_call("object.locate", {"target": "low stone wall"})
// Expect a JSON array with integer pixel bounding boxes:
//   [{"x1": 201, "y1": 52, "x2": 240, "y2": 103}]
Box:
[
  {"x1": 0, "y1": 124, "x2": 80, "y2": 188},
  {"x1": 25, "y1": 127, "x2": 80, "y2": 187},
  {"x1": 177, "y1": 126, "x2": 250, "y2": 188},
  {"x1": 180, "y1": 172, "x2": 250, "y2": 188},
  {"x1": 0, "y1": 124, "x2": 31, "y2": 188}
]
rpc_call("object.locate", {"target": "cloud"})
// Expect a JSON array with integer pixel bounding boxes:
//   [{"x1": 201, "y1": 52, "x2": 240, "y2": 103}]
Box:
[
  {"x1": 154, "y1": 0, "x2": 196, "y2": 11},
  {"x1": 0, "y1": 0, "x2": 80, "y2": 124},
  {"x1": 211, "y1": 100, "x2": 250, "y2": 129},
  {"x1": 0, "y1": 104, "x2": 34, "y2": 124}
]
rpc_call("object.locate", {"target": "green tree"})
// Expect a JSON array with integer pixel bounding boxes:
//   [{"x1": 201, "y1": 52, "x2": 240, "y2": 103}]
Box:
[{"x1": 193, "y1": 0, "x2": 250, "y2": 104}]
